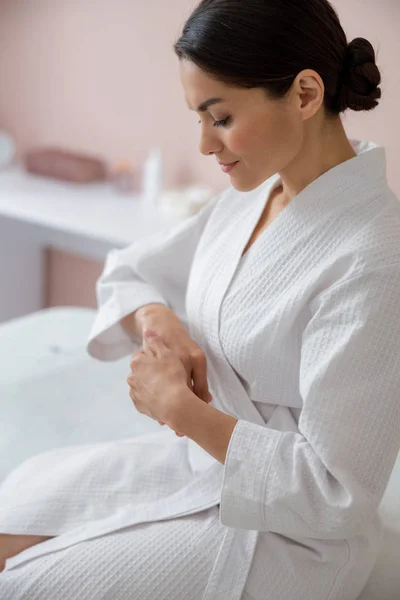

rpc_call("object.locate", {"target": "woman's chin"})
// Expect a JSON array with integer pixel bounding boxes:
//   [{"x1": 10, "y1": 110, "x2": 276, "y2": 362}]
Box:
[{"x1": 229, "y1": 175, "x2": 263, "y2": 193}]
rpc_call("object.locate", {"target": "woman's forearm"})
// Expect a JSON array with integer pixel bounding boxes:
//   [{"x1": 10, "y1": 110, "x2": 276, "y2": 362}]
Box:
[{"x1": 170, "y1": 389, "x2": 239, "y2": 465}]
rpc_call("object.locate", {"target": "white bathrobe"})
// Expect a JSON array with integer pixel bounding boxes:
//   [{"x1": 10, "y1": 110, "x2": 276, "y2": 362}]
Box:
[{"x1": 1, "y1": 139, "x2": 400, "y2": 600}]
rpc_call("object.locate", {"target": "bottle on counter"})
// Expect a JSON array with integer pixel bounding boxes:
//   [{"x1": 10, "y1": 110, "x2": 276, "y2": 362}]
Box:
[
  {"x1": 0, "y1": 131, "x2": 16, "y2": 170},
  {"x1": 111, "y1": 160, "x2": 137, "y2": 193},
  {"x1": 141, "y1": 148, "x2": 163, "y2": 208}
]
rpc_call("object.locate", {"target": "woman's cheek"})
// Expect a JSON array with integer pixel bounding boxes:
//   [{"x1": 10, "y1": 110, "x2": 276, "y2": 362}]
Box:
[
  {"x1": 226, "y1": 129, "x2": 248, "y2": 157},
  {"x1": 229, "y1": 120, "x2": 265, "y2": 157}
]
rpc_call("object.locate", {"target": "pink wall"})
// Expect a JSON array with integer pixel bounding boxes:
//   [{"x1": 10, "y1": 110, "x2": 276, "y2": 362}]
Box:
[
  {"x1": 0, "y1": 0, "x2": 399, "y2": 308},
  {"x1": 44, "y1": 249, "x2": 103, "y2": 309}
]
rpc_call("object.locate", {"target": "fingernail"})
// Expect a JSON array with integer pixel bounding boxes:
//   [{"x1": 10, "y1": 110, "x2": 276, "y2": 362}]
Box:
[{"x1": 144, "y1": 328, "x2": 157, "y2": 337}]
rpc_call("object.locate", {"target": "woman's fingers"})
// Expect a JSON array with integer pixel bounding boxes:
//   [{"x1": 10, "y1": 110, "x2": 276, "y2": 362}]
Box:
[
  {"x1": 143, "y1": 329, "x2": 170, "y2": 358},
  {"x1": 130, "y1": 350, "x2": 146, "y2": 370},
  {"x1": 157, "y1": 421, "x2": 184, "y2": 438}
]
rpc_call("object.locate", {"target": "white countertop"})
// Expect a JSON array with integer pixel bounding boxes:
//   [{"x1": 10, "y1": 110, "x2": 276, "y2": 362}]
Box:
[{"x1": 0, "y1": 166, "x2": 180, "y2": 250}]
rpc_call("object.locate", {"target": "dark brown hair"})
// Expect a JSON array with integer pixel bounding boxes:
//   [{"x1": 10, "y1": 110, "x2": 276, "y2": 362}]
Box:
[{"x1": 174, "y1": 0, "x2": 382, "y2": 115}]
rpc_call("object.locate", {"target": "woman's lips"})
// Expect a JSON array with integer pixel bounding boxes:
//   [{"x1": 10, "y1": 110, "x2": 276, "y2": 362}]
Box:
[{"x1": 220, "y1": 161, "x2": 239, "y2": 173}]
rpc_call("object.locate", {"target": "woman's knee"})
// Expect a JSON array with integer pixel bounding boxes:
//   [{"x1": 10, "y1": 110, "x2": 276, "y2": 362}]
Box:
[{"x1": 0, "y1": 534, "x2": 53, "y2": 572}]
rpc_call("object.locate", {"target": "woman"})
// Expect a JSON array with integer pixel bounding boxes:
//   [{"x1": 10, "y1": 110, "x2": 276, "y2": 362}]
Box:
[{"x1": 1, "y1": 1, "x2": 399, "y2": 599}]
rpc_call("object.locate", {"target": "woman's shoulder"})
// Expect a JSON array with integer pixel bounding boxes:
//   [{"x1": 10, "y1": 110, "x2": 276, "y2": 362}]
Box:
[
  {"x1": 300, "y1": 187, "x2": 400, "y2": 301},
  {"x1": 344, "y1": 188, "x2": 400, "y2": 267}
]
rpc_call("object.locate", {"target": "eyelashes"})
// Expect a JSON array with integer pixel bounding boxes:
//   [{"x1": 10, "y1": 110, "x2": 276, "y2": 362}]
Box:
[{"x1": 198, "y1": 116, "x2": 232, "y2": 128}]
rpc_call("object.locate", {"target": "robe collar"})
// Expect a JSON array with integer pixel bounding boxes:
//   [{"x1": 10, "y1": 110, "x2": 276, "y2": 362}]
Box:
[{"x1": 251, "y1": 138, "x2": 386, "y2": 244}]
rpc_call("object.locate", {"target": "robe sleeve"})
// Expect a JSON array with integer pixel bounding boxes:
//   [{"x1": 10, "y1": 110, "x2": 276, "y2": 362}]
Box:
[
  {"x1": 220, "y1": 264, "x2": 400, "y2": 539},
  {"x1": 86, "y1": 194, "x2": 221, "y2": 362}
]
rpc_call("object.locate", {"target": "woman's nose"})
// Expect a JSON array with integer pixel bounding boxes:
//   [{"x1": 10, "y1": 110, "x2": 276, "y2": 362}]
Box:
[{"x1": 198, "y1": 127, "x2": 223, "y2": 157}]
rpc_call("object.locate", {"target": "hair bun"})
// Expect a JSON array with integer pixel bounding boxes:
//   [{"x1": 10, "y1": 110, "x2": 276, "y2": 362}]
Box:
[{"x1": 335, "y1": 37, "x2": 382, "y2": 112}]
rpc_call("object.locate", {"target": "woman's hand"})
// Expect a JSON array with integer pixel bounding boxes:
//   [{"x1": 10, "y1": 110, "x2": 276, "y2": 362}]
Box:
[
  {"x1": 127, "y1": 330, "x2": 193, "y2": 435},
  {"x1": 131, "y1": 304, "x2": 212, "y2": 405},
  {"x1": 123, "y1": 304, "x2": 212, "y2": 436}
]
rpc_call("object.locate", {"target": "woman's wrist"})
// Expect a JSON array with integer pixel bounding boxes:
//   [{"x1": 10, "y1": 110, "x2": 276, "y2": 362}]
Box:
[
  {"x1": 164, "y1": 386, "x2": 201, "y2": 432},
  {"x1": 135, "y1": 303, "x2": 170, "y2": 331},
  {"x1": 167, "y1": 387, "x2": 238, "y2": 465},
  {"x1": 122, "y1": 303, "x2": 169, "y2": 338}
]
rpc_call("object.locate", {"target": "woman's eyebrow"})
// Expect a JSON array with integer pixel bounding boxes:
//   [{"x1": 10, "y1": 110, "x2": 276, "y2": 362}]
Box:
[{"x1": 189, "y1": 97, "x2": 226, "y2": 112}]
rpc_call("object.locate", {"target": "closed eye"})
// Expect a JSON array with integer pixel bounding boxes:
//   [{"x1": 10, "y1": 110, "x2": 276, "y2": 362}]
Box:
[{"x1": 198, "y1": 117, "x2": 232, "y2": 128}]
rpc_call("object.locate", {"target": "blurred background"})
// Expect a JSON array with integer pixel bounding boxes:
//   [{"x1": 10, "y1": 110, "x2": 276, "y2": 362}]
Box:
[{"x1": 0, "y1": 0, "x2": 399, "y2": 318}]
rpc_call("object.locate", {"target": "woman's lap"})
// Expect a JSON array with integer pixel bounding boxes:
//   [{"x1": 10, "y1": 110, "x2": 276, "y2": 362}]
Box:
[{"x1": 0, "y1": 507, "x2": 222, "y2": 600}]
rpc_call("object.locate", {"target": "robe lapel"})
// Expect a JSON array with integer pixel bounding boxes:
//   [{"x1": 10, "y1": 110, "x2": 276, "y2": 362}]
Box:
[{"x1": 203, "y1": 176, "x2": 281, "y2": 426}]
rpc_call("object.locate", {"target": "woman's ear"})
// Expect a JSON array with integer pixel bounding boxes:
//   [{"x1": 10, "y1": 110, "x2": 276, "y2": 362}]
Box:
[{"x1": 292, "y1": 69, "x2": 325, "y2": 121}]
